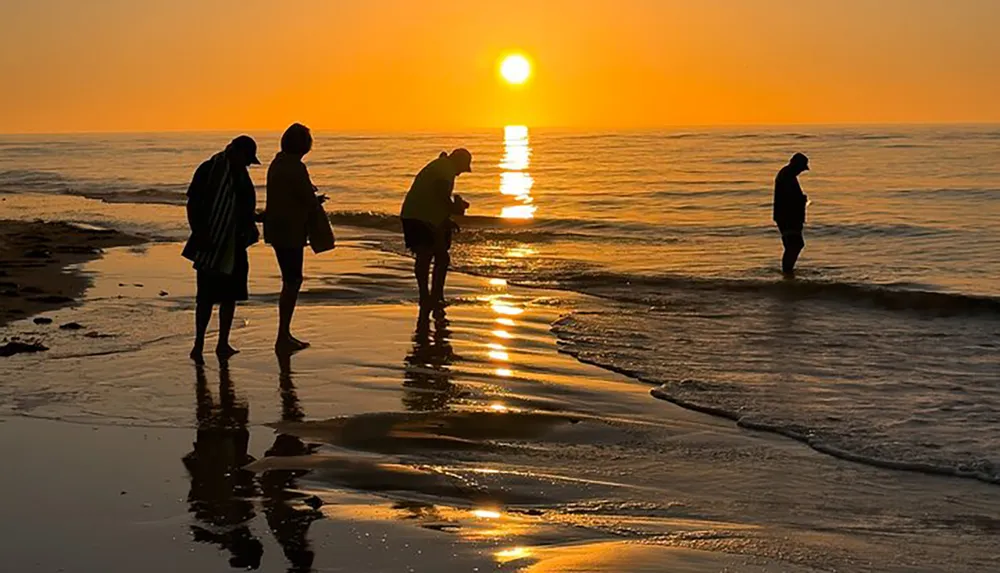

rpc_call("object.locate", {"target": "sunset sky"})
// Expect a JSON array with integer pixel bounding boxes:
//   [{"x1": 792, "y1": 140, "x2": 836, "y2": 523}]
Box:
[{"x1": 1, "y1": 0, "x2": 997, "y2": 133}]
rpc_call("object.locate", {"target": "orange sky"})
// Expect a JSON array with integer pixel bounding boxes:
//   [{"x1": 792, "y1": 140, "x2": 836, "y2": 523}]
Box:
[{"x1": 0, "y1": 0, "x2": 997, "y2": 133}]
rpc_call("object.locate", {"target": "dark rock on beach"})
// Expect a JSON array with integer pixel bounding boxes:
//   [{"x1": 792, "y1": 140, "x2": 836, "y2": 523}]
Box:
[{"x1": 0, "y1": 339, "x2": 49, "y2": 357}]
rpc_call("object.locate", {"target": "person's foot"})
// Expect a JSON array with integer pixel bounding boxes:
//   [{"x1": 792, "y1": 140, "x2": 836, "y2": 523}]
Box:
[
  {"x1": 190, "y1": 344, "x2": 205, "y2": 365},
  {"x1": 275, "y1": 335, "x2": 310, "y2": 353},
  {"x1": 215, "y1": 344, "x2": 240, "y2": 360}
]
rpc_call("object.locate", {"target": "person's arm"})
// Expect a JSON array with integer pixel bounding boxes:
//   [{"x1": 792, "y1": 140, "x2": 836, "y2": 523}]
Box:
[
  {"x1": 434, "y1": 177, "x2": 455, "y2": 215},
  {"x1": 240, "y1": 173, "x2": 260, "y2": 245},
  {"x1": 792, "y1": 178, "x2": 807, "y2": 222},
  {"x1": 773, "y1": 177, "x2": 787, "y2": 224},
  {"x1": 792, "y1": 177, "x2": 806, "y2": 201},
  {"x1": 186, "y1": 162, "x2": 211, "y2": 234},
  {"x1": 292, "y1": 163, "x2": 322, "y2": 217}
]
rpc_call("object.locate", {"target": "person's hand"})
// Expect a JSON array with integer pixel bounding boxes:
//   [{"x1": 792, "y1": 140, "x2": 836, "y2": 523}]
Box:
[
  {"x1": 449, "y1": 219, "x2": 461, "y2": 233},
  {"x1": 450, "y1": 195, "x2": 469, "y2": 216}
]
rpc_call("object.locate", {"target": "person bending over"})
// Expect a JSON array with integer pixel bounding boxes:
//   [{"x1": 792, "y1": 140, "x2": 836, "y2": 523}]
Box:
[{"x1": 399, "y1": 149, "x2": 472, "y2": 317}]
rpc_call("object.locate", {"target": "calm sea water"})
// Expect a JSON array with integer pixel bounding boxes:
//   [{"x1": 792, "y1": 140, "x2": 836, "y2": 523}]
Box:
[{"x1": 1, "y1": 125, "x2": 999, "y2": 482}]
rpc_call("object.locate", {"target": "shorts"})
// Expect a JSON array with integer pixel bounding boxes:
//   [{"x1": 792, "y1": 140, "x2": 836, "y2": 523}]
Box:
[
  {"x1": 273, "y1": 246, "x2": 304, "y2": 285},
  {"x1": 779, "y1": 227, "x2": 805, "y2": 251},
  {"x1": 401, "y1": 218, "x2": 451, "y2": 253},
  {"x1": 196, "y1": 249, "x2": 249, "y2": 304}
]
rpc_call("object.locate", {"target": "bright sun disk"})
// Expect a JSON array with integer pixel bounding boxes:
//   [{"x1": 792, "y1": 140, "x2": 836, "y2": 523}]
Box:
[{"x1": 500, "y1": 54, "x2": 531, "y2": 85}]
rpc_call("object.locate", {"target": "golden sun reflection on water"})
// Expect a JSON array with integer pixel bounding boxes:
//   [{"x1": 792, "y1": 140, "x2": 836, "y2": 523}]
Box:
[
  {"x1": 500, "y1": 125, "x2": 536, "y2": 219},
  {"x1": 488, "y1": 350, "x2": 510, "y2": 361},
  {"x1": 487, "y1": 295, "x2": 525, "y2": 374},
  {"x1": 504, "y1": 246, "x2": 538, "y2": 258},
  {"x1": 495, "y1": 546, "x2": 533, "y2": 563},
  {"x1": 492, "y1": 303, "x2": 524, "y2": 316},
  {"x1": 472, "y1": 509, "x2": 502, "y2": 519}
]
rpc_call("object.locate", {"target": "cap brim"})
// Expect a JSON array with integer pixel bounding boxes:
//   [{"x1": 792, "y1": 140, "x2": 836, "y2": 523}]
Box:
[{"x1": 250, "y1": 156, "x2": 261, "y2": 165}]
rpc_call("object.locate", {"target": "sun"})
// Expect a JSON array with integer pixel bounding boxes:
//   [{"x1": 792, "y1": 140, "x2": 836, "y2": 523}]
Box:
[{"x1": 500, "y1": 54, "x2": 532, "y2": 85}]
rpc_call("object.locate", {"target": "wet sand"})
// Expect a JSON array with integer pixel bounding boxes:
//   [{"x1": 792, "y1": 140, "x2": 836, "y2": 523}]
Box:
[
  {"x1": 2, "y1": 229, "x2": 999, "y2": 572},
  {"x1": 0, "y1": 218, "x2": 142, "y2": 328}
]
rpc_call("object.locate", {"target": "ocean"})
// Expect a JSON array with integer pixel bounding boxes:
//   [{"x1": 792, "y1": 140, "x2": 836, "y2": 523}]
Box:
[{"x1": 2, "y1": 125, "x2": 999, "y2": 483}]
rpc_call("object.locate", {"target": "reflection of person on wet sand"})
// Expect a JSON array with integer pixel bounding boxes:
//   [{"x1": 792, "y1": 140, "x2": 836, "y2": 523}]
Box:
[
  {"x1": 261, "y1": 352, "x2": 323, "y2": 572},
  {"x1": 400, "y1": 149, "x2": 472, "y2": 319},
  {"x1": 402, "y1": 313, "x2": 466, "y2": 411},
  {"x1": 183, "y1": 136, "x2": 261, "y2": 365},
  {"x1": 182, "y1": 364, "x2": 263, "y2": 569}
]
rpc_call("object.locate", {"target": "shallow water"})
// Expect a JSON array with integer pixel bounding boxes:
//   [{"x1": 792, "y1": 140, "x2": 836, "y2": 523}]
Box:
[{"x1": 1, "y1": 126, "x2": 998, "y2": 488}]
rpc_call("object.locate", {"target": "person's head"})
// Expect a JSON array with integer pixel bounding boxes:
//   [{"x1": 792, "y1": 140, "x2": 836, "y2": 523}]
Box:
[
  {"x1": 281, "y1": 123, "x2": 313, "y2": 158},
  {"x1": 225, "y1": 135, "x2": 261, "y2": 167},
  {"x1": 447, "y1": 148, "x2": 472, "y2": 174},
  {"x1": 789, "y1": 152, "x2": 810, "y2": 174}
]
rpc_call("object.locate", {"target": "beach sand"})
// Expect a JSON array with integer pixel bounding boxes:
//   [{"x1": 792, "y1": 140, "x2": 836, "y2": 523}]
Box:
[
  {"x1": 2, "y1": 219, "x2": 999, "y2": 572},
  {"x1": 0, "y1": 218, "x2": 142, "y2": 329}
]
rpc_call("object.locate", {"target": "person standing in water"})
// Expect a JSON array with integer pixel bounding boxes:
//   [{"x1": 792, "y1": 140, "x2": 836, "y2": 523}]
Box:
[
  {"x1": 400, "y1": 149, "x2": 472, "y2": 317},
  {"x1": 183, "y1": 135, "x2": 261, "y2": 364},
  {"x1": 773, "y1": 152, "x2": 810, "y2": 275},
  {"x1": 264, "y1": 123, "x2": 328, "y2": 353}
]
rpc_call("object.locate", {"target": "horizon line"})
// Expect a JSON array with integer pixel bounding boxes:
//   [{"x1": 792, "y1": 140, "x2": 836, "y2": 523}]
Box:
[{"x1": 1, "y1": 120, "x2": 997, "y2": 137}]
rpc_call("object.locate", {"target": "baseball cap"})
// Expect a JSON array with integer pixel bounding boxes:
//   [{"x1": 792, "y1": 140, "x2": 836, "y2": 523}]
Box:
[
  {"x1": 450, "y1": 148, "x2": 472, "y2": 173},
  {"x1": 791, "y1": 152, "x2": 809, "y2": 171},
  {"x1": 231, "y1": 135, "x2": 261, "y2": 165}
]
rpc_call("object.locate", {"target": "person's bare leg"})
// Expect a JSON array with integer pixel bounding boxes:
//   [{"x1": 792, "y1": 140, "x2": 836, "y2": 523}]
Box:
[
  {"x1": 276, "y1": 277, "x2": 306, "y2": 350},
  {"x1": 414, "y1": 251, "x2": 433, "y2": 308},
  {"x1": 430, "y1": 249, "x2": 450, "y2": 307},
  {"x1": 190, "y1": 299, "x2": 212, "y2": 365},
  {"x1": 216, "y1": 300, "x2": 239, "y2": 359},
  {"x1": 781, "y1": 232, "x2": 805, "y2": 276}
]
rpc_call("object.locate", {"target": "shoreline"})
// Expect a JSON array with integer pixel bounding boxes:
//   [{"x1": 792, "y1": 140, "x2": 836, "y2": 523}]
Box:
[
  {"x1": 0, "y1": 219, "x2": 144, "y2": 328},
  {"x1": 1, "y1": 233, "x2": 999, "y2": 570},
  {"x1": 2, "y1": 199, "x2": 996, "y2": 486},
  {"x1": 2, "y1": 197, "x2": 996, "y2": 487}
]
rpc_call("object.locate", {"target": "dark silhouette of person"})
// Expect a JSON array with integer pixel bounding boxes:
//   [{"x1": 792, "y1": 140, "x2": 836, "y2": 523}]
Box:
[
  {"x1": 773, "y1": 152, "x2": 810, "y2": 275},
  {"x1": 402, "y1": 312, "x2": 465, "y2": 411},
  {"x1": 400, "y1": 149, "x2": 472, "y2": 320},
  {"x1": 182, "y1": 364, "x2": 263, "y2": 569},
  {"x1": 264, "y1": 123, "x2": 327, "y2": 353},
  {"x1": 183, "y1": 135, "x2": 261, "y2": 364},
  {"x1": 261, "y1": 352, "x2": 323, "y2": 573}
]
